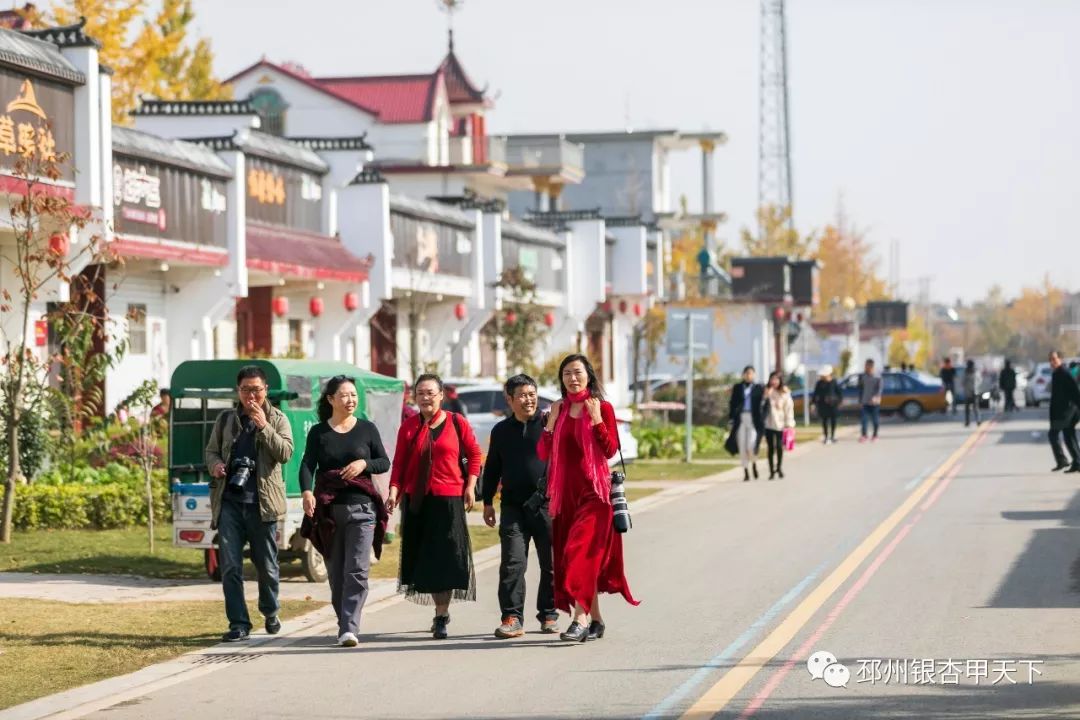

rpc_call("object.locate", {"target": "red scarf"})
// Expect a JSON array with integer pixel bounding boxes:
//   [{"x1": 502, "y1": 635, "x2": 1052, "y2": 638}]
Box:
[
  {"x1": 547, "y1": 389, "x2": 612, "y2": 517},
  {"x1": 407, "y1": 410, "x2": 445, "y2": 514}
]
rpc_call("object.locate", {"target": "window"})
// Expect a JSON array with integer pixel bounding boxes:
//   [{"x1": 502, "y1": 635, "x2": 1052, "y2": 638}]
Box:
[
  {"x1": 249, "y1": 88, "x2": 288, "y2": 136},
  {"x1": 491, "y1": 391, "x2": 508, "y2": 415},
  {"x1": 882, "y1": 375, "x2": 901, "y2": 393},
  {"x1": 128, "y1": 304, "x2": 147, "y2": 355},
  {"x1": 288, "y1": 319, "x2": 303, "y2": 356},
  {"x1": 459, "y1": 390, "x2": 492, "y2": 415}
]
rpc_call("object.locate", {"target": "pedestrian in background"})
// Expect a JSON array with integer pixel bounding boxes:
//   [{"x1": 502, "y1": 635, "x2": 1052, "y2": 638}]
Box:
[
  {"x1": 540, "y1": 354, "x2": 638, "y2": 643},
  {"x1": 387, "y1": 374, "x2": 482, "y2": 639},
  {"x1": 999, "y1": 360, "x2": 1018, "y2": 412},
  {"x1": 763, "y1": 371, "x2": 795, "y2": 479},
  {"x1": 962, "y1": 359, "x2": 981, "y2": 427},
  {"x1": 940, "y1": 357, "x2": 957, "y2": 414},
  {"x1": 812, "y1": 365, "x2": 842, "y2": 444},
  {"x1": 728, "y1": 366, "x2": 764, "y2": 481},
  {"x1": 442, "y1": 384, "x2": 468, "y2": 416},
  {"x1": 204, "y1": 366, "x2": 294, "y2": 642},
  {"x1": 299, "y1": 375, "x2": 390, "y2": 648},
  {"x1": 483, "y1": 374, "x2": 558, "y2": 639},
  {"x1": 1048, "y1": 351, "x2": 1080, "y2": 473},
  {"x1": 858, "y1": 359, "x2": 883, "y2": 442}
]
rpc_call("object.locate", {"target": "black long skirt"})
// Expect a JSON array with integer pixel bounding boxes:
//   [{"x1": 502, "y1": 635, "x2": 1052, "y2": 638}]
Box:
[{"x1": 397, "y1": 494, "x2": 476, "y2": 604}]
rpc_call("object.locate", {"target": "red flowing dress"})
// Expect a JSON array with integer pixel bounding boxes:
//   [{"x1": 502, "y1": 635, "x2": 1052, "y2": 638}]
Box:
[{"x1": 539, "y1": 401, "x2": 638, "y2": 614}]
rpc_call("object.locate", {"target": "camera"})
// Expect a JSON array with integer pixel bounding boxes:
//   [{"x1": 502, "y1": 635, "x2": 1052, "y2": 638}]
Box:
[
  {"x1": 609, "y1": 470, "x2": 631, "y2": 533},
  {"x1": 227, "y1": 456, "x2": 256, "y2": 492}
]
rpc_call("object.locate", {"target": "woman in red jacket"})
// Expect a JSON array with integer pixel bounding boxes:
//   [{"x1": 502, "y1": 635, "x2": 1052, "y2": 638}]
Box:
[
  {"x1": 387, "y1": 373, "x2": 482, "y2": 639},
  {"x1": 539, "y1": 354, "x2": 638, "y2": 642}
]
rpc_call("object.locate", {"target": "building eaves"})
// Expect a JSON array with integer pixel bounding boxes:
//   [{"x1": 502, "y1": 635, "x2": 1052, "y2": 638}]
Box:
[
  {"x1": 525, "y1": 208, "x2": 602, "y2": 227},
  {"x1": 288, "y1": 136, "x2": 373, "y2": 152},
  {"x1": 604, "y1": 214, "x2": 645, "y2": 228},
  {"x1": 223, "y1": 59, "x2": 382, "y2": 118},
  {"x1": 21, "y1": 18, "x2": 99, "y2": 49},
  {"x1": 184, "y1": 128, "x2": 328, "y2": 174},
  {"x1": 131, "y1": 98, "x2": 256, "y2": 116},
  {"x1": 0, "y1": 25, "x2": 85, "y2": 84},
  {"x1": 502, "y1": 218, "x2": 565, "y2": 249},
  {"x1": 112, "y1": 126, "x2": 233, "y2": 179},
  {"x1": 390, "y1": 193, "x2": 475, "y2": 230}
]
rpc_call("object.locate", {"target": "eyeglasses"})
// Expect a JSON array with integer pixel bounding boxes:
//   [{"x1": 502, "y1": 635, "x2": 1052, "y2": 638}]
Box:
[
  {"x1": 239, "y1": 385, "x2": 266, "y2": 395},
  {"x1": 415, "y1": 390, "x2": 441, "y2": 399}
]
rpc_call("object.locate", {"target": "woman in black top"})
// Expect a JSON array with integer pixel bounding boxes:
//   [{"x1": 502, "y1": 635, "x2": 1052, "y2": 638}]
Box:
[
  {"x1": 812, "y1": 365, "x2": 842, "y2": 444},
  {"x1": 300, "y1": 375, "x2": 390, "y2": 647}
]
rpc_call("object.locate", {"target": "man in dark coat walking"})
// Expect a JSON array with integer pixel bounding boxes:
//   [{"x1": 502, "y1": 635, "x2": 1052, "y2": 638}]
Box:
[
  {"x1": 998, "y1": 360, "x2": 1018, "y2": 412},
  {"x1": 1048, "y1": 351, "x2": 1080, "y2": 473},
  {"x1": 727, "y1": 366, "x2": 765, "y2": 481}
]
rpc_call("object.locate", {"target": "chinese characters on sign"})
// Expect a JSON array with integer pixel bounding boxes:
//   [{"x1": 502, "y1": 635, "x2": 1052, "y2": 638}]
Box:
[
  {"x1": 244, "y1": 158, "x2": 323, "y2": 232},
  {"x1": 854, "y1": 658, "x2": 1043, "y2": 686},
  {"x1": 114, "y1": 163, "x2": 165, "y2": 231},
  {"x1": 248, "y1": 167, "x2": 285, "y2": 205},
  {"x1": 0, "y1": 74, "x2": 74, "y2": 181}
]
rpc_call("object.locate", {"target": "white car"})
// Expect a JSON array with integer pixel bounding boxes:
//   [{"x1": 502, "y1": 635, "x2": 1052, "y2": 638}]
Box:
[
  {"x1": 1025, "y1": 363, "x2": 1052, "y2": 407},
  {"x1": 455, "y1": 384, "x2": 638, "y2": 464}
]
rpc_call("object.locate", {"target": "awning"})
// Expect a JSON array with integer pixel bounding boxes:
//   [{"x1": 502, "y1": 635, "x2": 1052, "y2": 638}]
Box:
[{"x1": 245, "y1": 221, "x2": 372, "y2": 283}]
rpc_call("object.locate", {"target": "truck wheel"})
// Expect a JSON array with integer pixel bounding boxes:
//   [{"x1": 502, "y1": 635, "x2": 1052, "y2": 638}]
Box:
[
  {"x1": 900, "y1": 401, "x2": 924, "y2": 421},
  {"x1": 301, "y1": 541, "x2": 328, "y2": 583},
  {"x1": 204, "y1": 548, "x2": 222, "y2": 582}
]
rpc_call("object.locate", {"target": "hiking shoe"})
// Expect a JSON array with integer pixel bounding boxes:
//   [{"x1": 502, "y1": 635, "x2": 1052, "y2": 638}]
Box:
[
  {"x1": 494, "y1": 616, "x2": 525, "y2": 639},
  {"x1": 223, "y1": 627, "x2": 249, "y2": 642},
  {"x1": 265, "y1": 616, "x2": 281, "y2": 635},
  {"x1": 433, "y1": 615, "x2": 450, "y2": 640},
  {"x1": 540, "y1": 618, "x2": 560, "y2": 634},
  {"x1": 338, "y1": 632, "x2": 359, "y2": 647}
]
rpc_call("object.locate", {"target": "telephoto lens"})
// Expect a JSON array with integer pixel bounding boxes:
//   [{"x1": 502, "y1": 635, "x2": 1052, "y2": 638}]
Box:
[{"x1": 610, "y1": 470, "x2": 631, "y2": 533}]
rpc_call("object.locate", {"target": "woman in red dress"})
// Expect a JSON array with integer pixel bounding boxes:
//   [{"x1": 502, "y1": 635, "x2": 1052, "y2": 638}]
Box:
[{"x1": 538, "y1": 354, "x2": 638, "y2": 642}]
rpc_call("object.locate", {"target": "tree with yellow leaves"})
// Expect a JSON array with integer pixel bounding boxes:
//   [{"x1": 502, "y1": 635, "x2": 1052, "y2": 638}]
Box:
[
  {"x1": 739, "y1": 205, "x2": 815, "y2": 258},
  {"x1": 27, "y1": 0, "x2": 230, "y2": 123},
  {"x1": 888, "y1": 314, "x2": 931, "y2": 370},
  {"x1": 813, "y1": 221, "x2": 888, "y2": 315}
]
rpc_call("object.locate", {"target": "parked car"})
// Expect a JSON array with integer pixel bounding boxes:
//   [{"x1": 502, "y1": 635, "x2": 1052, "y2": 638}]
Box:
[
  {"x1": 1025, "y1": 362, "x2": 1053, "y2": 407},
  {"x1": 793, "y1": 371, "x2": 947, "y2": 421},
  {"x1": 456, "y1": 384, "x2": 638, "y2": 463}
]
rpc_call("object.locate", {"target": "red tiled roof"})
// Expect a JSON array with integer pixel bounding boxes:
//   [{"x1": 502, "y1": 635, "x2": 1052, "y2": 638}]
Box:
[
  {"x1": 224, "y1": 60, "x2": 382, "y2": 117},
  {"x1": 437, "y1": 50, "x2": 485, "y2": 105},
  {"x1": 313, "y1": 72, "x2": 442, "y2": 124},
  {"x1": 245, "y1": 221, "x2": 372, "y2": 283}
]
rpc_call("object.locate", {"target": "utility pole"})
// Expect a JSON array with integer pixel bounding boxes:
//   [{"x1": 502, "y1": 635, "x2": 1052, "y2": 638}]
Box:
[{"x1": 758, "y1": 0, "x2": 794, "y2": 235}]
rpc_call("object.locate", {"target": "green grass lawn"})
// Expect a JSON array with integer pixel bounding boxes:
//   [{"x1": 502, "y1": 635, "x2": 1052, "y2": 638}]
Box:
[
  {"x1": 628, "y1": 459, "x2": 735, "y2": 483},
  {"x1": 624, "y1": 486, "x2": 661, "y2": 503},
  {"x1": 0, "y1": 597, "x2": 325, "y2": 711},
  {"x1": 1, "y1": 523, "x2": 502, "y2": 583}
]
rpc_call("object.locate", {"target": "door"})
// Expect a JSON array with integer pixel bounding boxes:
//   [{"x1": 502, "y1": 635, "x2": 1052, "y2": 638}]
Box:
[{"x1": 371, "y1": 302, "x2": 398, "y2": 378}]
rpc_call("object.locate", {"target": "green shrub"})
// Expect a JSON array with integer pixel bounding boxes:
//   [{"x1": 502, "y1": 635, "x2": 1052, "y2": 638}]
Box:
[
  {"x1": 631, "y1": 425, "x2": 729, "y2": 459},
  {"x1": 13, "y1": 471, "x2": 172, "y2": 530}
]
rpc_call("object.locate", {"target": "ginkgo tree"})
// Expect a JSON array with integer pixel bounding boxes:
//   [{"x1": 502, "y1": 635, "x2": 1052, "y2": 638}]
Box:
[{"x1": 25, "y1": 0, "x2": 230, "y2": 123}]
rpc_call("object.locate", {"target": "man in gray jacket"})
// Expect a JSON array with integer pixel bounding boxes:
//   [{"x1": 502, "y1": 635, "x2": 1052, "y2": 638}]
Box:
[
  {"x1": 858, "y1": 359, "x2": 883, "y2": 442},
  {"x1": 205, "y1": 365, "x2": 294, "y2": 642}
]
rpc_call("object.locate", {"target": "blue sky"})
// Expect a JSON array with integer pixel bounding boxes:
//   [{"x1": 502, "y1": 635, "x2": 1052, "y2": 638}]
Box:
[{"x1": 192, "y1": 0, "x2": 1080, "y2": 303}]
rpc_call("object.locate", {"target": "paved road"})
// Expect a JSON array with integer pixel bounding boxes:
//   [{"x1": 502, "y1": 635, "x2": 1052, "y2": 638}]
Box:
[{"x1": 82, "y1": 410, "x2": 1080, "y2": 719}]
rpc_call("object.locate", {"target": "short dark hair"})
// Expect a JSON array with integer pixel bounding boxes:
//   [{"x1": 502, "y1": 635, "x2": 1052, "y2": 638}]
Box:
[
  {"x1": 318, "y1": 374, "x2": 356, "y2": 423},
  {"x1": 966, "y1": 359, "x2": 975, "y2": 370},
  {"x1": 236, "y1": 365, "x2": 268, "y2": 387},
  {"x1": 557, "y1": 354, "x2": 605, "y2": 399},
  {"x1": 865, "y1": 358, "x2": 875, "y2": 366},
  {"x1": 159, "y1": 388, "x2": 171, "y2": 398},
  {"x1": 505, "y1": 374, "x2": 538, "y2": 397},
  {"x1": 743, "y1": 365, "x2": 755, "y2": 374},
  {"x1": 414, "y1": 373, "x2": 444, "y2": 393}
]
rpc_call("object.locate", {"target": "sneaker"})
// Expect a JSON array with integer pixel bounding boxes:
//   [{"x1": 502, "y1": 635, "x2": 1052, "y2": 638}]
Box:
[
  {"x1": 494, "y1": 616, "x2": 524, "y2": 639},
  {"x1": 222, "y1": 627, "x2": 249, "y2": 642},
  {"x1": 338, "y1": 632, "x2": 359, "y2": 647},
  {"x1": 540, "y1": 618, "x2": 559, "y2": 634},
  {"x1": 822, "y1": 436, "x2": 829, "y2": 445},
  {"x1": 871, "y1": 436, "x2": 878, "y2": 443},
  {"x1": 265, "y1": 616, "x2": 281, "y2": 635},
  {"x1": 859, "y1": 436, "x2": 868, "y2": 444},
  {"x1": 433, "y1": 614, "x2": 450, "y2": 640}
]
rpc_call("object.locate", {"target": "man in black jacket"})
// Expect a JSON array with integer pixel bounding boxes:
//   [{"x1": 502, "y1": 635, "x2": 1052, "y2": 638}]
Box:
[
  {"x1": 728, "y1": 366, "x2": 765, "y2": 481},
  {"x1": 482, "y1": 374, "x2": 558, "y2": 638},
  {"x1": 1048, "y1": 351, "x2": 1080, "y2": 473},
  {"x1": 998, "y1": 360, "x2": 1018, "y2": 412}
]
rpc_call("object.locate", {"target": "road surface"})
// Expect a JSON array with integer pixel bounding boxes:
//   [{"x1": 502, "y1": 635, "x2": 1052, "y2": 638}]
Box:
[{"x1": 81, "y1": 410, "x2": 1080, "y2": 719}]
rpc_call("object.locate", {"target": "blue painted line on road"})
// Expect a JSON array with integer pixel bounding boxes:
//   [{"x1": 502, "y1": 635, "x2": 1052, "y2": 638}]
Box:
[
  {"x1": 642, "y1": 561, "x2": 829, "y2": 720},
  {"x1": 902, "y1": 465, "x2": 934, "y2": 492}
]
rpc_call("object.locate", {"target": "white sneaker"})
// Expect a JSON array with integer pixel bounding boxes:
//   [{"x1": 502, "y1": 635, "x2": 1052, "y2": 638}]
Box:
[
  {"x1": 822, "y1": 437, "x2": 828, "y2": 445},
  {"x1": 338, "y1": 632, "x2": 358, "y2": 647}
]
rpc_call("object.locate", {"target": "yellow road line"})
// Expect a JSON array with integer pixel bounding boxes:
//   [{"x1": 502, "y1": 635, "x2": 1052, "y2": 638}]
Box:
[{"x1": 681, "y1": 424, "x2": 991, "y2": 719}]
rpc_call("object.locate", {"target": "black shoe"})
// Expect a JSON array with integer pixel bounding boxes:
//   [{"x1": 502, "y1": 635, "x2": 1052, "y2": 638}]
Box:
[
  {"x1": 768, "y1": 471, "x2": 776, "y2": 480},
  {"x1": 222, "y1": 627, "x2": 250, "y2": 642},
  {"x1": 265, "y1": 616, "x2": 281, "y2": 635},
  {"x1": 752, "y1": 463, "x2": 759, "y2": 479},
  {"x1": 743, "y1": 469, "x2": 750, "y2": 482},
  {"x1": 588, "y1": 621, "x2": 606, "y2": 640},
  {"x1": 1066, "y1": 465, "x2": 1080, "y2": 474},
  {"x1": 1052, "y1": 463, "x2": 1069, "y2": 472},
  {"x1": 432, "y1": 615, "x2": 450, "y2": 640},
  {"x1": 778, "y1": 468, "x2": 784, "y2": 479},
  {"x1": 560, "y1": 621, "x2": 588, "y2": 643}
]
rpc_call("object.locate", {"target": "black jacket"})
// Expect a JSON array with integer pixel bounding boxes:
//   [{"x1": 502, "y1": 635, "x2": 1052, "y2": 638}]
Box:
[
  {"x1": 1049, "y1": 366, "x2": 1080, "y2": 427},
  {"x1": 998, "y1": 367, "x2": 1017, "y2": 392},
  {"x1": 482, "y1": 412, "x2": 547, "y2": 506},
  {"x1": 728, "y1": 382, "x2": 765, "y2": 432},
  {"x1": 812, "y1": 378, "x2": 842, "y2": 414}
]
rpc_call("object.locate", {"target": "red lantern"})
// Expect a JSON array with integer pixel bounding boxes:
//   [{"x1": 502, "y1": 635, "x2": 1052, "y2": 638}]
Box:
[
  {"x1": 773, "y1": 307, "x2": 786, "y2": 321},
  {"x1": 618, "y1": 300, "x2": 628, "y2": 314},
  {"x1": 48, "y1": 233, "x2": 69, "y2": 257},
  {"x1": 543, "y1": 311, "x2": 556, "y2": 328},
  {"x1": 633, "y1": 303, "x2": 643, "y2": 318},
  {"x1": 344, "y1": 292, "x2": 360, "y2": 312},
  {"x1": 309, "y1": 297, "x2": 324, "y2": 317},
  {"x1": 272, "y1": 296, "x2": 289, "y2": 318},
  {"x1": 601, "y1": 301, "x2": 612, "y2": 314},
  {"x1": 454, "y1": 302, "x2": 467, "y2": 321},
  {"x1": 505, "y1": 310, "x2": 518, "y2": 325}
]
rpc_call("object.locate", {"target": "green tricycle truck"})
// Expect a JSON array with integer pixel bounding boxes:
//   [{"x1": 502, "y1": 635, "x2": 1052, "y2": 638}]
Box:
[{"x1": 168, "y1": 359, "x2": 405, "y2": 582}]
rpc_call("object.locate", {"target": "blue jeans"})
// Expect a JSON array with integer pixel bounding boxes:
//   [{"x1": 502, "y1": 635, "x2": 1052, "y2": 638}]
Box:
[
  {"x1": 860, "y1": 404, "x2": 880, "y2": 438},
  {"x1": 218, "y1": 499, "x2": 280, "y2": 631}
]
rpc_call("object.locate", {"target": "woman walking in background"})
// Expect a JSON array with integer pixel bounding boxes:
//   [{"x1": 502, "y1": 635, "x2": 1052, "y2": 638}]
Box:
[
  {"x1": 812, "y1": 365, "x2": 842, "y2": 444},
  {"x1": 386, "y1": 374, "x2": 482, "y2": 640},
  {"x1": 963, "y1": 359, "x2": 981, "y2": 427},
  {"x1": 728, "y1": 366, "x2": 765, "y2": 481},
  {"x1": 763, "y1": 371, "x2": 795, "y2": 479},
  {"x1": 300, "y1": 376, "x2": 390, "y2": 647},
  {"x1": 540, "y1": 354, "x2": 638, "y2": 643}
]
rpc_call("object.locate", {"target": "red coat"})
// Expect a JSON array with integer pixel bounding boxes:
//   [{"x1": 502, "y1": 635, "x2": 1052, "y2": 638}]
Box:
[{"x1": 389, "y1": 411, "x2": 482, "y2": 497}]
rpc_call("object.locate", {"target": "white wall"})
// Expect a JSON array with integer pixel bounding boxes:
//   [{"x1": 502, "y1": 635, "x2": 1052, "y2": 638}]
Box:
[
  {"x1": 368, "y1": 123, "x2": 437, "y2": 164},
  {"x1": 230, "y1": 68, "x2": 377, "y2": 137},
  {"x1": 107, "y1": 273, "x2": 169, "y2": 412},
  {"x1": 565, "y1": 218, "x2": 605, "y2": 321},
  {"x1": 609, "y1": 225, "x2": 648, "y2": 297},
  {"x1": 132, "y1": 113, "x2": 259, "y2": 140}
]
